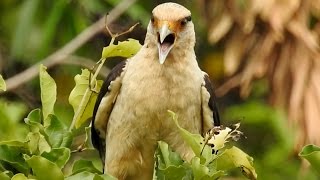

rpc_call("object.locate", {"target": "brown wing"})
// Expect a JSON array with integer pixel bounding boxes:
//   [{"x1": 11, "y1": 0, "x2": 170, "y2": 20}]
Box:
[
  {"x1": 201, "y1": 73, "x2": 221, "y2": 133},
  {"x1": 91, "y1": 60, "x2": 127, "y2": 168}
]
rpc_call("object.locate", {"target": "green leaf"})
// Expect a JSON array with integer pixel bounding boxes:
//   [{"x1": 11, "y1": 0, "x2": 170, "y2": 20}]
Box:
[
  {"x1": 98, "y1": 174, "x2": 117, "y2": 180},
  {"x1": 66, "y1": 171, "x2": 95, "y2": 180},
  {"x1": 157, "y1": 141, "x2": 184, "y2": 167},
  {"x1": 168, "y1": 110, "x2": 214, "y2": 164},
  {"x1": 155, "y1": 141, "x2": 192, "y2": 180},
  {"x1": 101, "y1": 38, "x2": 142, "y2": 59},
  {"x1": 216, "y1": 146, "x2": 257, "y2": 180},
  {"x1": 44, "y1": 114, "x2": 68, "y2": 148},
  {"x1": 0, "y1": 140, "x2": 26, "y2": 147},
  {"x1": 0, "y1": 171, "x2": 11, "y2": 180},
  {"x1": 39, "y1": 64, "x2": 56, "y2": 125},
  {"x1": 60, "y1": 131, "x2": 73, "y2": 148},
  {"x1": 190, "y1": 157, "x2": 224, "y2": 180},
  {"x1": 0, "y1": 144, "x2": 29, "y2": 174},
  {"x1": 299, "y1": 144, "x2": 320, "y2": 175},
  {"x1": 41, "y1": 148, "x2": 70, "y2": 168},
  {"x1": 26, "y1": 132, "x2": 50, "y2": 155},
  {"x1": 11, "y1": 173, "x2": 28, "y2": 180},
  {"x1": 26, "y1": 132, "x2": 40, "y2": 154},
  {"x1": 38, "y1": 135, "x2": 51, "y2": 154},
  {"x1": 66, "y1": 171, "x2": 116, "y2": 180},
  {"x1": 24, "y1": 109, "x2": 43, "y2": 133},
  {"x1": 0, "y1": 75, "x2": 6, "y2": 92},
  {"x1": 24, "y1": 155, "x2": 64, "y2": 180},
  {"x1": 191, "y1": 157, "x2": 209, "y2": 180},
  {"x1": 155, "y1": 165, "x2": 192, "y2": 180},
  {"x1": 69, "y1": 69, "x2": 103, "y2": 128},
  {"x1": 26, "y1": 109, "x2": 42, "y2": 124},
  {"x1": 83, "y1": 127, "x2": 93, "y2": 149},
  {"x1": 72, "y1": 159, "x2": 101, "y2": 174}
]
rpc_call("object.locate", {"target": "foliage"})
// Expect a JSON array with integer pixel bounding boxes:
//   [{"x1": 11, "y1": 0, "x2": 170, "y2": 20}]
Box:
[
  {"x1": 153, "y1": 111, "x2": 257, "y2": 180},
  {"x1": 68, "y1": 69, "x2": 103, "y2": 128},
  {"x1": 299, "y1": 144, "x2": 320, "y2": 175},
  {"x1": 0, "y1": 67, "x2": 113, "y2": 179},
  {"x1": 39, "y1": 64, "x2": 57, "y2": 124}
]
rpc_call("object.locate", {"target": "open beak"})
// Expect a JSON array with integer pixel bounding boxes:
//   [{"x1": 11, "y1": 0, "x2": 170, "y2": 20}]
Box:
[{"x1": 157, "y1": 23, "x2": 176, "y2": 64}]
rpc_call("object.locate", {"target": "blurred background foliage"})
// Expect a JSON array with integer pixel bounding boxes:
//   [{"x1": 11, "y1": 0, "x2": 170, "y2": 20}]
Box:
[{"x1": 0, "y1": 0, "x2": 319, "y2": 179}]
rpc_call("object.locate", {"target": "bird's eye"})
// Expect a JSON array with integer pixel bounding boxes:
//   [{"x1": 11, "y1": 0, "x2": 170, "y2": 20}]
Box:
[
  {"x1": 151, "y1": 16, "x2": 155, "y2": 24},
  {"x1": 181, "y1": 16, "x2": 191, "y2": 26}
]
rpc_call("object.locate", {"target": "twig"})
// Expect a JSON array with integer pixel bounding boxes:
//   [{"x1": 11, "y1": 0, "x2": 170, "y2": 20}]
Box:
[
  {"x1": 62, "y1": 56, "x2": 110, "y2": 78},
  {"x1": 2, "y1": 0, "x2": 137, "y2": 94}
]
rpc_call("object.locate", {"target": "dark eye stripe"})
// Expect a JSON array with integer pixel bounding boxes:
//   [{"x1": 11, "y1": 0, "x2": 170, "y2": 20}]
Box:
[
  {"x1": 181, "y1": 15, "x2": 192, "y2": 26},
  {"x1": 185, "y1": 15, "x2": 191, "y2": 22}
]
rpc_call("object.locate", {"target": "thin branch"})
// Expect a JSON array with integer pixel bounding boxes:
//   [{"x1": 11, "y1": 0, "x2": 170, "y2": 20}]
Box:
[
  {"x1": 62, "y1": 56, "x2": 110, "y2": 78},
  {"x1": 2, "y1": 0, "x2": 137, "y2": 94}
]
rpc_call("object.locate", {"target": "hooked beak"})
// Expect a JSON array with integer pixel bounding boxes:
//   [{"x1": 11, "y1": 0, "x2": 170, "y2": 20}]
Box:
[{"x1": 157, "y1": 23, "x2": 176, "y2": 64}]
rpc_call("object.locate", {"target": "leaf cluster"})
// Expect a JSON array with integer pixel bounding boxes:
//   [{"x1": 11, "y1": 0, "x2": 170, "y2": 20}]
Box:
[{"x1": 154, "y1": 111, "x2": 257, "y2": 180}]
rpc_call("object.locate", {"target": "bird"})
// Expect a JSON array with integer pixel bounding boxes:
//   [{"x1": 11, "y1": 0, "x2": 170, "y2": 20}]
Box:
[{"x1": 91, "y1": 2, "x2": 220, "y2": 180}]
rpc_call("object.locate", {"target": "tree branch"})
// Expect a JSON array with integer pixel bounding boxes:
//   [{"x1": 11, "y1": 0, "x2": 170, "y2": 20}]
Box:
[
  {"x1": 2, "y1": 0, "x2": 137, "y2": 94},
  {"x1": 61, "y1": 56, "x2": 110, "y2": 78}
]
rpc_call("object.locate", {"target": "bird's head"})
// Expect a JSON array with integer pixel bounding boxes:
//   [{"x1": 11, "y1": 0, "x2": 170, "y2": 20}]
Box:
[{"x1": 146, "y1": 3, "x2": 195, "y2": 64}]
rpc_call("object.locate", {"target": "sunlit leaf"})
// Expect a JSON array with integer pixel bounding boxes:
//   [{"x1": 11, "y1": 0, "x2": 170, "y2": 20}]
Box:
[
  {"x1": 44, "y1": 114, "x2": 71, "y2": 148},
  {"x1": 101, "y1": 38, "x2": 142, "y2": 59},
  {"x1": 39, "y1": 64, "x2": 56, "y2": 126},
  {"x1": 72, "y1": 159, "x2": 101, "y2": 174},
  {"x1": 299, "y1": 144, "x2": 320, "y2": 175},
  {"x1": 11, "y1": 173, "x2": 28, "y2": 180},
  {"x1": 41, "y1": 148, "x2": 70, "y2": 168},
  {"x1": 154, "y1": 141, "x2": 192, "y2": 179},
  {"x1": 24, "y1": 155, "x2": 64, "y2": 180},
  {"x1": 0, "y1": 171, "x2": 11, "y2": 180},
  {"x1": 38, "y1": 135, "x2": 51, "y2": 154},
  {"x1": 191, "y1": 157, "x2": 208, "y2": 179},
  {"x1": 24, "y1": 109, "x2": 43, "y2": 133},
  {"x1": 168, "y1": 110, "x2": 214, "y2": 164},
  {"x1": 216, "y1": 146, "x2": 257, "y2": 180},
  {"x1": 66, "y1": 171, "x2": 116, "y2": 180},
  {"x1": 155, "y1": 165, "x2": 192, "y2": 180},
  {"x1": 0, "y1": 75, "x2": 6, "y2": 92},
  {"x1": 26, "y1": 109, "x2": 42, "y2": 124},
  {"x1": 26, "y1": 132, "x2": 40, "y2": 155},
  {"x1": 25, "y1": 131, "x2": 50, "y2": 155},
  {"x1": 69, "y1": 69, "x2": 103, "y2": 128}
]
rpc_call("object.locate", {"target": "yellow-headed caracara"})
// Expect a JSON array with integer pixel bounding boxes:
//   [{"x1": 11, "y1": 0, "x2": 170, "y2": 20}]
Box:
[{"x1": 91, "y1": 2, "x2": 220, "y2": 179}]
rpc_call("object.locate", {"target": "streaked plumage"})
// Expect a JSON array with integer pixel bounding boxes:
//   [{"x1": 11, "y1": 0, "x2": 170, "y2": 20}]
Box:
[{"x1": 91, "y1": 3, "x2": 220, "y2": 179}]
